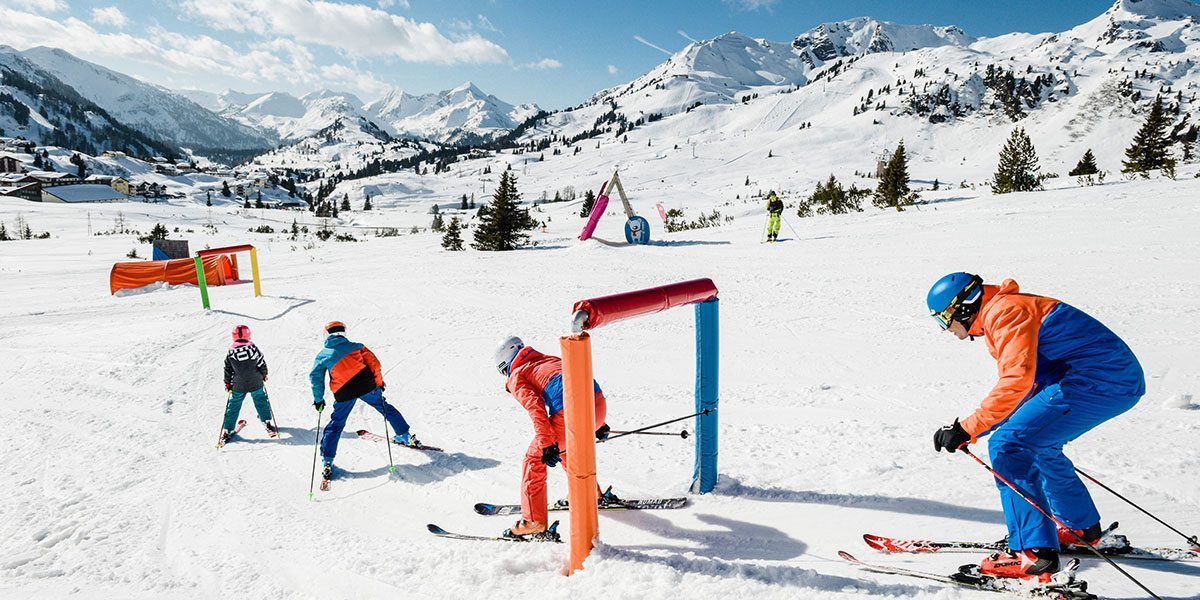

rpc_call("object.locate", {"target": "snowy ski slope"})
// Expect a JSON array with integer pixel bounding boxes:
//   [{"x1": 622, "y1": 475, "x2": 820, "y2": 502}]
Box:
[{"x1": 1, "y1": 174, "x2": 1197, "y2": 599}]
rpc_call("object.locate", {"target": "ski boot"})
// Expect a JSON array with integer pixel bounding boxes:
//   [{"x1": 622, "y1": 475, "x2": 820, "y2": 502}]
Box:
[
  {"x1": 218, "y1": 429, "x2": 232, "y2": 447},
  {"x1": 503, "y1": 520, "x2": 561, "y2": 542},
  {"x1": 263, "y1": 420, "x2": 278, "y2": 438},
  {"x1": 598, "y1": 485, "x2": 626, "y2": 508},
  {"x1": 393, "y1": 431, "x2": 420, "y2": 447},
  {"x1": 977, "y1": 548, "x2": 1060, "y2": 583},
  {"x1": 1058, "y1": 522, "x2": 1134, "y2": 556},
  {"x1": 321, "y1": 462, "x2": 333, "y2": 481}
]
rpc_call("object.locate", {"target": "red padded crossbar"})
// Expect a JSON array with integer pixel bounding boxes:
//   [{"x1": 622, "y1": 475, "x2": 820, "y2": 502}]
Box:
[
  {"x1": 196, "y1": 244, "x2": 254, "y2": 257},
  {"x1": 573, "y1": 278, "x2": 717, "y2": 331}
]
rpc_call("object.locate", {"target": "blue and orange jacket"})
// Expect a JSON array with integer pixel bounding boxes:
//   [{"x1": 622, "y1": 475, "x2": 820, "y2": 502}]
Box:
[
  {"x1": 962, "y1": 279, "x2": 1144, "y2": 438},
  {"x1": 505, "y1": 346, "x2": 605, "y2": 448},
  {"x1": 310, "y1": 335, "x2": 384, "y2": 403}
]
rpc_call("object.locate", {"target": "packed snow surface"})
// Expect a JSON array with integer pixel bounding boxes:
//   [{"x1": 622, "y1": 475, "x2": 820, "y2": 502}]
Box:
[{"x1": 1, "y1": 173, "x2": 1197, "y2": 599}]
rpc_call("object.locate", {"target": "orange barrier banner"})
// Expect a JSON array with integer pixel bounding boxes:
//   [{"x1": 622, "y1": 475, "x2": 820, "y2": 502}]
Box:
[
  {"x1": 561, "y1": 333, "x2": 599, "y2": 575},
  {"x1": 572, "y1": 278, "x2": 718, "y2": 331},
  {"x1": 110, "y1": 255, "x2": 233, "y2": 294}
]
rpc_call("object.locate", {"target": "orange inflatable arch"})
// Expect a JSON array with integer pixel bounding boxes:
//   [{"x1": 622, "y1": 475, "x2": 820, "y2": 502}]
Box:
[{"x1": 110, "y1": 254, "x2": 236, "y2": 295}]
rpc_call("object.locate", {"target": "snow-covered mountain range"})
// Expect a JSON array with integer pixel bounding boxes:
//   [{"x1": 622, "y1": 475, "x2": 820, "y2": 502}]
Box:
[
  {"x1": 4, "y1": 0, "x2": 1200, "y2": 182},
  {"x1": 204, "y1": 82, "x2": 539, "y2": 146},
  {"x1": 14, "y1": 46, "x2": 272, "y2": 153}
]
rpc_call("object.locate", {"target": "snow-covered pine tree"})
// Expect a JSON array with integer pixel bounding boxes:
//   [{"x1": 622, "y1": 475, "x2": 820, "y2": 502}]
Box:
[
  {"x1": 992, "y1": 127, "x2": 1041, "y2": 194},
  {"x1": 873, "y1": 141, "x2": 912, "y2": 210},
  {"x1": 472, "y1": 171, "x2": 535, "y2": 251},
  {"x1": 431, "y1": 212, "x2": 445, "y2": 231},
  {"x1": 580, "y1": 188, "x2": 596, "y2": 217},
  {"x1": 221, "y1": 181, "x2": 231, "y2": 197},
  {"x1": 340, "y1": 194, "x2": 351, "y2": 212},
  {"x1": 1122, "y1": 95, "x2": 1173, "y2": 177},
  {"x1": 1069, "y1": 149, "x2": 1099, "y2": 176},
  {"x1": 363, "y1": 195, "x2": 372, "y2": 211},
  {"x1": 441, "y1": 217, "x2": 464, "y2": 251}
]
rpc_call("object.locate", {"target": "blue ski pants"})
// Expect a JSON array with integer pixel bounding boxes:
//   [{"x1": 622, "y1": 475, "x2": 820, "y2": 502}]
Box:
[
  {"x1": 320, "y1": 387, "x2": 409, "y2": 463},
  {"x1": 988, "y1": 383, "x2": 1139, "y2": 550},
  {"x1": 223, "y1": 387, "x2": 272, "y2": 432}
]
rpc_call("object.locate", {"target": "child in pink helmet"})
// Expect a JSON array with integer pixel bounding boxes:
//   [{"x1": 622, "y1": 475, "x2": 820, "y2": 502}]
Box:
[{"x1": 221, "y1": 324, "x2": 275, "y2": 444}]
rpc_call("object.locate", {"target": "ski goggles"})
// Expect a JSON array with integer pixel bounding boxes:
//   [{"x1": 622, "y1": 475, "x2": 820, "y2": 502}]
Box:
[{"x1": 930, "y1": 276, "x2": 984, "y2": 330}]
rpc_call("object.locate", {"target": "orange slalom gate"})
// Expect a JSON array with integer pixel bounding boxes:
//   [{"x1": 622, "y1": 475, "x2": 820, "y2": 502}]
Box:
[{"x1": 561, "y1": 278, "x2": 720, "y2": 575}]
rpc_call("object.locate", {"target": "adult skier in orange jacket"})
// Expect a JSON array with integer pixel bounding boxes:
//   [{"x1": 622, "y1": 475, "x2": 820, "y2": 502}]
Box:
[{"x1": 494, "y1": 336, "x2": 609, "y2": 539}]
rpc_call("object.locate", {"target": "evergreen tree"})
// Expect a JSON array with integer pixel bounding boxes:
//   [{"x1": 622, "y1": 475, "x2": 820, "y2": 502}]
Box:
[
  {"x1": 147, "y1": 223, "x2": 169, "y2": 241},
  {"x1": 207, "y1": 195, "x2": 213, "y2": 207},
  {"x1": 580, "y1": 188, "x2": 596, "y2": 217},
  {"x1": 1069, "y1": 149, "x2": 1099, "y2": 176},
  {"x1": 243, "y1": 197, "x2": 252, "y2": 209},
  {"x1": 221, "y1": 181, "x2": 231, "y2": 197},
  {"x1": 873, "y1": 141, "x2": 912, "y2": 209},
  {"x1": 432, "y1": 212, "x2": 445, "y2": 231},
  {"x1": 0, "y1": 221, "x2": 8, "y2": 241},
  {"x1": 332, "y1": 204, "x2": 339, "y2": 219},
  {"x1": 441, "y1": 216, "x2": 464, "y2": 251},
  {"x1": 472, "y1": 171, "x2": 536, "y2": 251},
  {"x1": 1122, "y1": 95, "x2": 1173, "y2": 177},
  {"x1": 992, "y1": 127, "x2": 1042, "y2": 194},
  {"x1": 809, "y1": 175, "x2": 865, "y2": 215},
  {"x1": 460, "y1": 194, "x2": 468, "y2": 210},
  {"x1": 363, "y1": 195, "x2": 373, "y2": 211},
  {"x1": 340, "y1": 194, "x2": 351, "y2": 212}
]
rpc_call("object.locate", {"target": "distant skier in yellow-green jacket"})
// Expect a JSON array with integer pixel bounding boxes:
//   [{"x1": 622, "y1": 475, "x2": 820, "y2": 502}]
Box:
[{"x1": 765, "y1": 191, "x2": 784, "y2": 242}]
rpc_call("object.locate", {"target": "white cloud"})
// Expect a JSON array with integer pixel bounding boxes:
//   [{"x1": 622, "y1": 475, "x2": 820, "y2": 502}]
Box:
[
  {"x1": 90, "y1": 6, "x2": 128, "y2": 28},
  {"x1": 0, "y1": 7, "x2": 391, "y2": 98},
  {"x1": 2, "y1": 0, "x2": 68, "y2": 13},
  {"x1": 519, "y1": 58, "x2": 562, "y2": 70},
  {"x1": 607, "y1": 64, "x2": 619, "y2": 75},
  {"x1": 633, "y1": 35, "x2": 673, "y2": 57},
  {"x1": 178, "y1": 0, "x2": 508, "y2": 65},
  {"x1": 377, "y1": 0, "x2": 408, "y2": 8},
  {"x1": 723, "y1": 0, "x2": 779, "y2": 12},
  {"x1": 476, "y1": 15, "x2": 499, "y2": 33}
]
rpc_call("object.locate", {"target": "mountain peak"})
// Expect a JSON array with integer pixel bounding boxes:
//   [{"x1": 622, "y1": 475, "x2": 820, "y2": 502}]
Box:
[{"x1": 1109, "y1": 0, "x2": 1200, "y2": 20}]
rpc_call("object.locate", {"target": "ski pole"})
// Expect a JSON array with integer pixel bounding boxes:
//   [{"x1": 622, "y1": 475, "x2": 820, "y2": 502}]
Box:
[
  {"x1": 960, "y1": 448, "x2": 1160, "y2": 600},
  {"x1": 601, "y1": 409, "x2": 712, "y2": 444},
  {"x1": 609, "y1": 429, "x2": 689, "y2": 439},
  {"x1": 263, "y1": 385, "x2": 280, "y2": 433},
  {"x1": 217, "y1": 390, "x2": 233, "y2": 446},
  {"x1": 1074, "y1": 466, "x2": 1200, "y2": 549},
  {"x1": 559, "y1": 409, "x2": 713, "y2": 459},
  {"x1": 780, "y1": 214, "x2": 801, "y2": 239},
  {"x1": 308, "y1": 408, "x2": 323, "y2": 500},
  {"x1": 381, "y1": 395, "x2": 396, "y2": 477}
]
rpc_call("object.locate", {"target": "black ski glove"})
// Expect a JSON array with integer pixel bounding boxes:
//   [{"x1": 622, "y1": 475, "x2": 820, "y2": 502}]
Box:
[
  {"x1": 595, "y1": 424, "x2": 610, "y2": 441},
  {"x1": 933, "y1": 419, "x2": 970, "y2": 453},
  {"x1": 313, "y1": 400, "x2": 326, "y2": 412},
  {"x1": 541, "y1": 443, "x2": 561, "y2": 467}
]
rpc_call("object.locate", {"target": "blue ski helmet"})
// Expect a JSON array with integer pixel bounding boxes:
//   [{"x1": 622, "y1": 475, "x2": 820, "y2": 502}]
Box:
[{"x1": 927, "y1": 272, "x2": 984, "y2": 330}]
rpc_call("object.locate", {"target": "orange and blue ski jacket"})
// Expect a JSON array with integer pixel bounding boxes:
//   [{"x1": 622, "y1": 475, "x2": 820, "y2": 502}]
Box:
[
  {"x1": 961, "y1": 279, "x2": 1144, "y2": 438},
  {"x1": 310, "y1": 335, "x2": 385, "y2": 403},
  {"x1": 505, "y1": 346, "x2": 606, "y2": 448}
]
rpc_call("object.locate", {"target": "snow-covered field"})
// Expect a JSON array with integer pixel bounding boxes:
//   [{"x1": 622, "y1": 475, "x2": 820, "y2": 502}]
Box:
[{"x1": 1, "y1": 176, "x2": 1198, "y2": 600}]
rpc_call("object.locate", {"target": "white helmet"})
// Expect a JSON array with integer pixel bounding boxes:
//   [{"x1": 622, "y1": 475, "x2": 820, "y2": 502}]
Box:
[{"x1": 494, "y1": 336, "x2": 525, "y2": 376}]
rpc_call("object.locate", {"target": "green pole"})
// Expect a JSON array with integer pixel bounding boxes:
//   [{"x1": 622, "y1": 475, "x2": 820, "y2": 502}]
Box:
[{"x1": 195, "y1": 256, "x2": 210, "y2": 310}]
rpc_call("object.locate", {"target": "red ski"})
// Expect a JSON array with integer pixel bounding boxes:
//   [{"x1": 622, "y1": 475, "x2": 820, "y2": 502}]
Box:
[{"x1": 216, "y1": 419, "x2": 247, "y2": 448}]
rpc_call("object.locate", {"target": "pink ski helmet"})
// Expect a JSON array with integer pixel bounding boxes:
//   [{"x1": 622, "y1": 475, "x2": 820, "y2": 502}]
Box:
[{"x1": 232, "y1": 324, "x2": 251, "y2": 342}]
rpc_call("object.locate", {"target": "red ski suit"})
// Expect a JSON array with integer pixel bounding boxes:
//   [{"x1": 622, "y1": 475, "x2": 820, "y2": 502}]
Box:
[{"x1": 505, "y1": 346, "x2": 607, "y2": 524}]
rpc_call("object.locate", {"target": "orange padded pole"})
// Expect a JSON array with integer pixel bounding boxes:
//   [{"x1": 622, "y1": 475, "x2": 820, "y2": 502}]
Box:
[{"x1": 561, "y1": 332, "x2": 599, "y2": 574}]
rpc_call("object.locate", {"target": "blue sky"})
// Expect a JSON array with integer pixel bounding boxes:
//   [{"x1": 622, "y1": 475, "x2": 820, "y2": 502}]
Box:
[{"x1": 0, "y1": 0, "x2": 1118, "y2": 109}]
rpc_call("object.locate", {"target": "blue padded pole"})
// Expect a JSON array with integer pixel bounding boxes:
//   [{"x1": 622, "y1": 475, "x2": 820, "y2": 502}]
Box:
[{"x1": 692, "y1": 297, "x2": 719, "y2": 493}]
